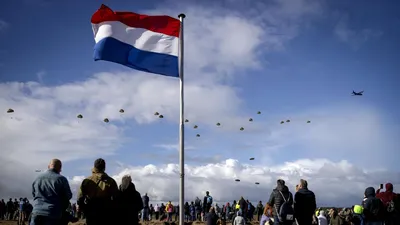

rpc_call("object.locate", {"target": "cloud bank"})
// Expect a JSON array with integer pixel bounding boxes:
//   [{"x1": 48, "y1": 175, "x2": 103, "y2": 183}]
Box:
[{"x1": 0, "y1": 0, "x2": 398, "y2": 207}]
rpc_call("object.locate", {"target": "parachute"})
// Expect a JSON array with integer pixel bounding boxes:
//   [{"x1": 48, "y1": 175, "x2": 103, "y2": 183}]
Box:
[
  {"x1": 307, "y1": 120, "x2": 311, "y2": 123},
  {"x1": 7, "y1": 108, "x2": 14, "y2": 113},
  {"x1": 257, "y1": 111, "x2": 261, "y2": 114},
  {"x1": 255, "y1": 182, "x2": 260, "y2": 185},
  {"x1": 119, "y1": 109, "x2": 125, "y2": 113},
  {"x1": 280, "y1": 121, "x2": 284, "y2": 124},
  {"x1": 104, "y1": 118, "x2": 109, "y2": 123},
  {"x1": 249, "y1": 118, "x2": 253, "y2": 122},
  {"x1": 249, "y1": 157, "x2": 255, "y2": 160},
  {"x1": 216, "y1": 122, "x2": 221, "y2": 126},
  {"x1": 77, "y1": 114, "x2": 83, "y2": 119},
  {"x1": 240, "y1": 127, "x2": 244, "y2": 131},
  {"x1": 185, "y1": 119, "x2": 189, "y2": 123},
  {"x1": 154, "y1": 112, "x2": 159, "y2": 116},
  {"x1": 235, "y1": 179, "x2": 240, "y2": 182},
  {"x1": 194, "y1": 125, "x2": 198, "y2": 129},
  {"x1": 196, "y1": 134, "x2": 200, "y2": 137},
  {"x1": 159, "y1": 115, "x2": 164, "y2": 119},
  {"x1": 286, "y1": 119, "x2": 290, "y2": 123}
]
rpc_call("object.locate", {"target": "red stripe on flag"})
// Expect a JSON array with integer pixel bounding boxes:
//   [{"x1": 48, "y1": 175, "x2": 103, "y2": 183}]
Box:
[{"x1": 91, "y1": 4, "x2": 181, "y2": 38}]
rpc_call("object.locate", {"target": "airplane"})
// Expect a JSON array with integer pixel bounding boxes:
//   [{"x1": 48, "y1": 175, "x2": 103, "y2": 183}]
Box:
[{"x1": 352, "y1": 90, "x2": 364, "y2": 96}]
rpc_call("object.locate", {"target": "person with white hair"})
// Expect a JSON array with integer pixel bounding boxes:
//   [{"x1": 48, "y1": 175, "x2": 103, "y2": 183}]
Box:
[
  {"x1": 234, "y1": 210, "x2": 245, "y2": 225},
  {"x1": 317, "y1": 210, "x2": 327, "y2": 225}
]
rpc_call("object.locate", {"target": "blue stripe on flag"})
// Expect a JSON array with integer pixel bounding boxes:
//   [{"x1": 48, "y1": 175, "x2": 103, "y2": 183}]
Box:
[{"x1": 94, "y1": 37, "x2": 179, "y2": 77}]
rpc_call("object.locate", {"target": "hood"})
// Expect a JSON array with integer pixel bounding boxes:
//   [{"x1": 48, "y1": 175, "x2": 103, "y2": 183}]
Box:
[
  {"x1": 276, "y1": 180, "x2": 287, "y2": 191},
  {"x1": 386, "y1": 183, "x2": 393, "y2": 192},
  {"x1": 364, "y1": 187, "x2": 376, "y2": 198}
]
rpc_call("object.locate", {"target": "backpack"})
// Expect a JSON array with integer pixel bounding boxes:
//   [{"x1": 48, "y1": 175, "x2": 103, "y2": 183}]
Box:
[
  {"x1": 274, "y1": 191, "x2": 294, "y2": 223},
  {"x1": 207, "y1": 196, "x2": 213, "y2": 204}
]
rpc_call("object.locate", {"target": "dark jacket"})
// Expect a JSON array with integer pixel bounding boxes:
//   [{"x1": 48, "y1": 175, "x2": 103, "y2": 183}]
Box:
[
  {"x1": 31, "y1": 169, "x2": 72, "y2": 219},
  {"x1": 268, "y1": 183, "x2": 293, "y2": 216},
  {"x1": 206, "y1": 212, "x2": 218, "y2": 225},
  {"x1": 294, "y1": 188, "x2": 317, "y2": 225},
  {"x1": 77, "y1": 168, "x2": 119, "y2": 225},
  {"x1": 363, "y1": 187, "x2": 385, "y2": 222},
  {"x1": 142, "y1": 195, "x2": 149, "y2": 209},
  {"x1": 239, "y1": 198, "x2": 247, "y2": 211},
  {"x1": 118, "y1": 182, "x2": 143, "y2": 225}
]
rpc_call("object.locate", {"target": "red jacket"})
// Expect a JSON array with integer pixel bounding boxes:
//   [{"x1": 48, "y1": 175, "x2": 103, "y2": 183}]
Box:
[{"x1": 376, "y1": 183, "x2": 397, "y2": 206}]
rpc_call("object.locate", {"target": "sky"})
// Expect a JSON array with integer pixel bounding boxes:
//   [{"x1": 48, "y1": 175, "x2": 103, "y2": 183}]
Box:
[{"x1": 1, "y1": 0, "x2": 400, "y2": 207}]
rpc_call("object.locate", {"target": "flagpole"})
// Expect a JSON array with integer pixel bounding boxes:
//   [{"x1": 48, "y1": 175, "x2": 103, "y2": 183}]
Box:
[{"x1": 178, "y1": 13, "x2": 185, "y2": 225}]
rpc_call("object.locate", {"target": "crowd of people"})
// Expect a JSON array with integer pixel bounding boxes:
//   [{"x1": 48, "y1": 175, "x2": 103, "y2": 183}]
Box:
[{"x1": 0, "y1": 158, "x2": 399, "y2": 225}]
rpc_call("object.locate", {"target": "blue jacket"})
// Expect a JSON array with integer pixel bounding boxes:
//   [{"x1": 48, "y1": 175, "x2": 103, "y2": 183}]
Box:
[{"x1": 31, "y1": 169, "x2": 72, "y2": 218}]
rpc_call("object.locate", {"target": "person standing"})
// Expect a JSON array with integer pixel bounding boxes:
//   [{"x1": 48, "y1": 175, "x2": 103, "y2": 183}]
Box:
[
  {"x1": 294, "y1": 179, "x2": 317, "y2": 225},
  {"x1": 267, "y1": 179, "x2": 294, "y2": 225},
  {"x1": 117, "y1": 175, "x2": 143, "y2": 225},
  {"x1": 77, "y1": 158, "x2": 119, "y2": 225},
  {"x1": 203, "y1": 191, "x2": 213, "y2": 214},
  {"x1": 30, "y1": 159, "x2": 72, "y2": 225},
  {"x1": 363, "y1": 187, "x2": 385, "y2": 225},
  {"x1": 154, "y1": 204, "x2": 160, "y2": 220},
  {"x1": 142, "y1": 193, "x2": 149, "y2": 221}
]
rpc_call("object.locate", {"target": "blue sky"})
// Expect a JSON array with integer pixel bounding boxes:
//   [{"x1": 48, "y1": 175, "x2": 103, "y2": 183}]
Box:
[{"x1": 1, "y1": 0, "x2": 400, "y2": 204}]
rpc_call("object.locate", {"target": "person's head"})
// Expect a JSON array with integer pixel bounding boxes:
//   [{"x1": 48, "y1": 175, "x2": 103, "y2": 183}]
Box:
[
  {"x1": 237, "y1": 211, "x2": 242, "y2": 217},
  {"x1": 386, "y1": 183, "x2": 393, "y2": 191},
  {"x1": 120, "y1": 174, "x2": 132, "y2": 190},
  {"x1": 206, "y1": 191, "x2": 209, "y2": 195},
  {"x1": 145, "y1": 193, "x2": 148, "y2": 196},
  {"x1": 299, "y1": 179, "x2": 308, "y2": 189},
  {"x1": 364, "y1": 187, "x2": 376, "y2": 198},
  {"x1": 277, "y1": 179, "x2": 285, "y2": 188},
  {"x1": 94, "y1": 158, "x2": 106, "y2": 172},
  {"x1": 48, "y1": 159, "x2": 62, "y2": 173},
  {"x1": 209, "y1": 206, "x2": 215, "y2": 213},
  {"x1": 320, "y1": 210, "x2": 325, "y2": 216}
]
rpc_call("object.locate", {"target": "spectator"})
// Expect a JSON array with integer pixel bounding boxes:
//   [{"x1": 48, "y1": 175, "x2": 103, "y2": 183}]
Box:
[
  {"x1": 267, "y1": 179, "x2": 294, "y2": 225},
  {"x1": 6, "y1": 198, "x2": 13, "y2": 220},
  {"x1": 329, "y1": 208, "x2": 341, "y2": 225},
  {"x1": 362, "y1": 187, "x2": 385, "y2": 225},
  {"x1": 294, "y1": 179, "x2": 317, "y2": 225},
  {"x1": 203, "y1": 191, "x2": 213, "y2": 214},
  {"x1": 142, "y1": 193, "x2": 150, "y2": 221},
  {"x1": 0, "y1": 199, "x2": 5, "y2": 220},
  {"x1": 30, "y1": 159, "x2": 72, "y2": 225},
  {"x1": 166, "y1": 201, "x2": 174, "y2": 221},
  {"x1": 234, "y1": 211, "x2": 245, "y2": 225},
  {"x1": 206, "y1": 207, "x2": 218, "y2": 225},
  {"x1": 317, "y1": 210, "x2": 327, "y2": 225},
  {"x1": 117, "y1": 175, "x2": 143, "y2": 225},
  {"x1": 256, "y1": 201, "x2": 264, "y2": 221},
  {"x1": 154, "y1": 204, "x2": 160, "y2": 220},
  {"x1": 376, "y1": 183, "x2": 398, "y2": 225},
  {"x1": 77, "y1": 158, "x2": 119, "y2": 225}
]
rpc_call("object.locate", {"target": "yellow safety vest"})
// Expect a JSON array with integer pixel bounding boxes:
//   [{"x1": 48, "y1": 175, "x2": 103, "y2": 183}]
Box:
[{"x1": 353, "y1": 205, "x2": 363, "y2": 214}]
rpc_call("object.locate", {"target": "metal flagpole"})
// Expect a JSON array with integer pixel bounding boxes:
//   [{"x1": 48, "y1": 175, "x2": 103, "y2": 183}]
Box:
[{"x1": 178, "y1": 13, "x2": 186, "y2": 225}]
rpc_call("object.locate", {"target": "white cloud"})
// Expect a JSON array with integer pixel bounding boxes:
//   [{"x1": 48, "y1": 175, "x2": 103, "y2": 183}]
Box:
[
  {"x1": 334, "y1": 15, "x2": 383, "y2": 50},
  {"x1": 69, "y1": 158, "x2": 400, "y2": 207},
  {"x1": 1, "y1": 0, "x2": 397, "y2": 207}
]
